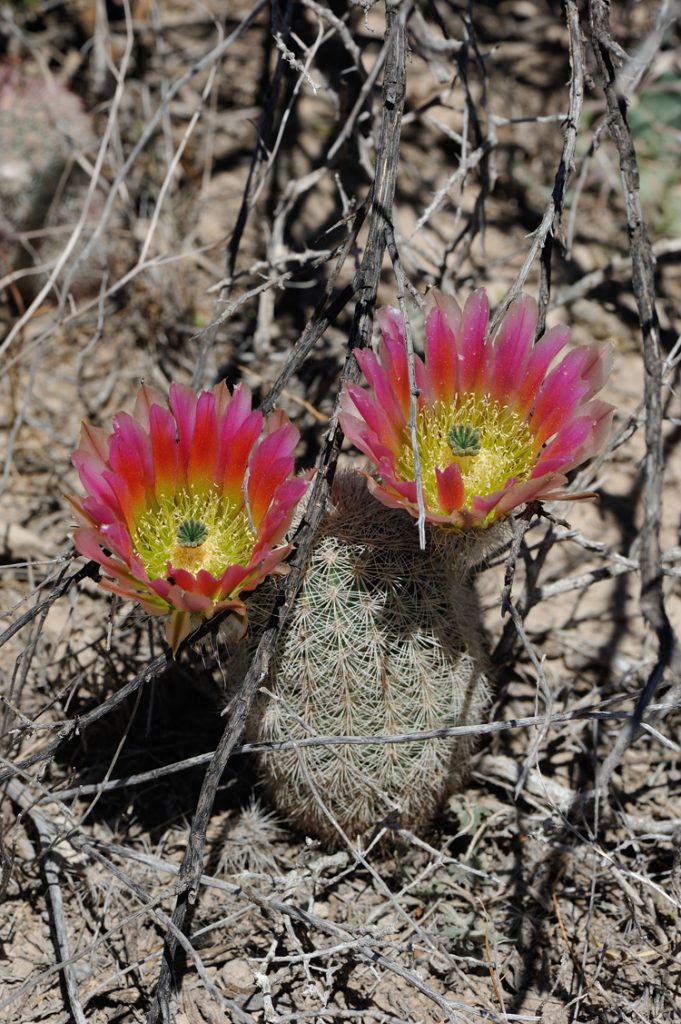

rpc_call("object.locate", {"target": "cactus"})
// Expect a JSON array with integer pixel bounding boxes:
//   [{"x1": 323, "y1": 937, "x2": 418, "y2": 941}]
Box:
[
  {"x1": 0, "y1": 59, "x2": 102, "y2": 297},
  {"x1": 215, "y1": 800, "x2": 286, "y2": 876},
  {"x1": 248, "y1": 473, "x2": 498, "y2": 843},
  {"x1": 0, "y1": 61, "x2": 94, "y2": 239}
]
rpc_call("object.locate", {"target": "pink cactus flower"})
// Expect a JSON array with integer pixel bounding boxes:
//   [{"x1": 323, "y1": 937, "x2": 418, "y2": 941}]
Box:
[
  {"x1": 340, "y1": 289, "x2": 614, "y2": 529},
  {"x1": 69, "y1": 382, "x2": 308, "y2": 653}
]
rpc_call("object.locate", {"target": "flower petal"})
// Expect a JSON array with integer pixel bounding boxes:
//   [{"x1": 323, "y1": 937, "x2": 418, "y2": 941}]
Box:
[
  {"x1": 458, "y1": 290, "x2": 490, "y2": 394},
  {"x1": 247, "y1": 422, "x2": 298, "y2": 525},
  {"x1": 75, "y1": 421, "x2": 110, "y2": 468},
  {"x1": 425, "y1": 307, "x2": 458, "y2": 404},
  {"x1": 488, "y1": 294, "x2": 538, "y2": 403},
  {"x1": 133, "y1": 383, "x2": 167, "y2": 431},
  {"x1": 377, "y1": 311, "x2": 412, "y2": 419},
  {"x1": 341, "y1": 385, "x2": 401, "y2": 450},
  {"x1": 168, "y1": 383, "x2": 198, "y2": 479},
  {"x1": 187, "y1": 390, "x2": 218, "y2": 493},
  {"x1": 216, "y1": 408, "x2": 263, "y2": 503},
  {"x1": 69, "y1": 380, "x2": 306, "y2": 644},
  {"x1": 166, "y1": 611, "x2": 194, "y2": 655},
  {"x1": 471, "y1": 472, "x2": 568, "y2": 521},
  {"x1": 109, "y1": 412, "x2": 154, "y2": 508},
  {"x1": 340, "y1": 287, "x2": 612, "y2": 530},
  {"x1": 354, "y1": 347, "x2": 407, "y2": 431},
  {"x1": 516, "y1": 325, "x2": 570, "y2": 414},
  {"x1": 426, "y1": 288, "x2": 463, "y2": 339},
  {"x1": 435, "y1": 463, "x2": 464, "y2": 514},
  {"x1": 149, "y1": 404, "x2": 180, "y2": 501},
  {"x1": 531, "y1": 347, "x2": 595, "y2": 445}
]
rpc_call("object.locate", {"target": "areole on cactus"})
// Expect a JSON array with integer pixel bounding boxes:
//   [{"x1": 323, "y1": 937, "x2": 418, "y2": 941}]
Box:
[
  {"x1": 69, "y1": 381, "x2": 308, "y2": 652},
  {"x1": 340, "y1": 288, "x2": 614, "y2": 528}
]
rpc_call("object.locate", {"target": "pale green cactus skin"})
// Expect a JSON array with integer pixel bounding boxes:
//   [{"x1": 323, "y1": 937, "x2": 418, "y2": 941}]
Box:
[{"x1": 249, "y1": 473, "x2": 499, "y2": 843}]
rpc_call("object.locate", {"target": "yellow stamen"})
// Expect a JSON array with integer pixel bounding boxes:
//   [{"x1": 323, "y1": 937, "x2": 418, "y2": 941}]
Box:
[
  {"x1": 133, "y1": 489, "x2": 254, "y2": 579},
  {"x1": 396, "y1": 395, "x2": 536, "y2": 510}
]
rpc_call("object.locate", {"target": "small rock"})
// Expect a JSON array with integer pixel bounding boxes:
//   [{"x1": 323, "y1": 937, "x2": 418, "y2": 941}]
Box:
[{"x1": 220, "y1": 957, "x2": 254, "y2": 995}]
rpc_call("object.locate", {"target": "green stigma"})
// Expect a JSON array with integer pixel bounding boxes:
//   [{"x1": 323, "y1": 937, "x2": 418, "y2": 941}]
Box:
[
  {"x1": 396, "y1": 395, "x2": 537, "y2": 516},
  {"x1": 447, "y1": 423, "x2": 481, "y2": 456},
  {"x1": 176, "y1": 518, "x2": 208, "y2": 548}
]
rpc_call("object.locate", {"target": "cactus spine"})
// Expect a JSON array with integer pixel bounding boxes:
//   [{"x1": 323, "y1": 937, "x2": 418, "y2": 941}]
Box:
[{"x1": 250, "y1": 473, "x2": 494, "y2": 842}]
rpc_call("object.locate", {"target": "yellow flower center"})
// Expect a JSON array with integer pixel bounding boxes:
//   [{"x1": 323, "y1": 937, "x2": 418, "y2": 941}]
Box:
[
  {"x1": 132, "y1": 489, "x2": 255, "y2": 580},
  {"x1": 396, "y1": 395, "x2": 537, "y2": 510}
]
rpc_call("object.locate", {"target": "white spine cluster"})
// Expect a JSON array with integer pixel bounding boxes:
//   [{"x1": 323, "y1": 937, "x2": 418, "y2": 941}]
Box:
[{"x1": 249, "y1": 473, "x2": 495, "y2": 842}]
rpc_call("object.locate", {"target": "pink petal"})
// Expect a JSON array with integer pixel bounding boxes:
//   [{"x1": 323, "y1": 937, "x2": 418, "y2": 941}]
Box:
[
  {"x1": 108, "y1": 428, "x2": 152, "y2": 520},
  {"x1": 580, "y1": 343, "x2": 614, "y2": 399},
  {"x1": 72, "y1": 527, "x2": 133, "y2": 581},
  {"x1": 215, "y1": 563, "x2": 254, "y2": 599},
  {"x1": 148, "y1": 577, "x2": 173, "y2": 602},
  {"x1": 191, "y1": 569, "x2": 225, "y2": 600},
  {"x1": 488, "y1": 294, "x2": 538, "y2": 403},
  {"x1": 515, "y1": 325, "x2": 570, "y2": 413},
  {"x1": 582, "y1": 398, "x2": 614, "y2": 457},
  {"x1": 72, "y1": 453, "x2": 126, "y2": 521},
  {"x1": 377, "y1": 317, "x2": 411, "y2": 419},
  {"x1": 110, "y1": 411, "x2": 155, "y2": 503},
  {"x1": 216, "y1": 409, "x2": 263, "y2": 504},
  {"x1": 240, "y1": 545, "x2": 292, "y2": 591},
  {"x1": 75, "y1": 421, "x2": 110, "y2": 468},
  {"x1": 354, "y1": 348, "x2": 407, "y2": 431},
  {"x1": 163, "y1": 567, "x2": 215, "y2": 613},
  {"x1": 458, "y1": 290, "x2": 490, "y2": 394},
  {"x1": 376, "y1": 306, "x2": 404, "y2": 347},
  {"x1": 211, "y1": 380, "x2": 234, "y2": 420},
  {"x1": 101, "y1": 521, "x2": 134, "y2": 562},
  {"x1": 260, "y1": 417, "x2": 299, "y2": 461},
  {"x1": 99, "y1": 577, "x2": 167, "y2": 613},
  {"x1": 435, "y1": 463, "x2": 465, "y2": 514},
  {"x1": 341, "y1": 385, "x2": 401, "y2": 451},
  {"x1": 133, "y1": 383, "x2": 167, "y2": 431},
  {"x1": 365, "y1": 477, "x2": 418, "y2": 515},
  {"x1": 425, "y1": 307, "x2": 458, "y2": 404},
  {"x1": 256, "y1": 477, "x2": 308, "y2": 548},
  {"x1": 187, "y1": 390, "x2": 218, "y2": 492},
  {"x1": 247, "y1": 422, "x2": 299, "y2": 525},
  {"x1": 531, "y1": 348, "x2": 594, "y2": 445},
  {"x1": 102, "y1": 468, "x2": 138, "y2": 530},
  {"x1": 366, "y1": 474, "x2": 453, "y2": 527},
  {"x1": 216, "y1": 382, "x2": 251, "y2": 437},
  {"x1": 255, "y1": 508, "x2": 293, "y2": 551},
  {"x1": 471, "y1": 472, "x2": 568, "y2": 521},
  {"x1": 360, "y1": 432, "x2": 400, "y2": 471},
  {"x1": 248, "y1": 456, "x2": 293, "y2": 527},
  {"x1": 74, "y1": 496, "x2": 115, "y2": 527},
  {"x1": 376, "y1": 457, "x2": 419, "y2": 498},
  {"x1": 338, "y1": 403, "x2": 372, "y2": 453},
  {"x1": 168, "y1": 383, "x2": 198, "y2": 478},
  {"x1": 425, "y1": 288, "x2": 463, "y2": 339},
  {"x1": 532, "y1": 417, "x2": 593, "y2": 476},
  {"x1": 149, "y1": 404, "x2": 180, "y2": 501},
  {"x1": 535, "y1": 400, "x2": 614, "y2": 475},
  {"x1": 149, "y1": 576, "x2": 208, "y2": 615}
]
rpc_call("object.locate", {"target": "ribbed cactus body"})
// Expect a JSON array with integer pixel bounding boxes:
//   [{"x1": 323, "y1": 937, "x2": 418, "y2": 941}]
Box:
[
  {"x1": 250, "y1": 474, "x2": 492, "y2": 842},
  {"x1": 0, "y1": 60, "x2": 110, "y2": 298},
  {"x1": 0, "y1": 61, "x2": 94, "y2": 237}
]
